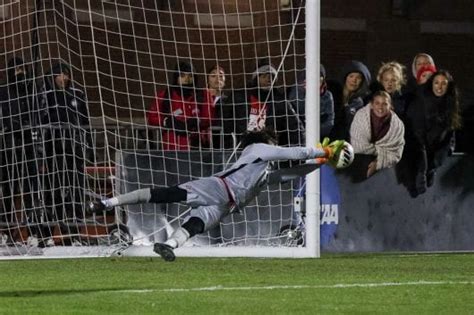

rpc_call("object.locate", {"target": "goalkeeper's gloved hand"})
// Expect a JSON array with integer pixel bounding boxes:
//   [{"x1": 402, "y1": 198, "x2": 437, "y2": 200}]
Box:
[
  {"x1": 315, "y1": 137, "x2": 331, "y2": 164},
  {"x1": 316, "y1": 137, "x2": 346, "y2": 167}
]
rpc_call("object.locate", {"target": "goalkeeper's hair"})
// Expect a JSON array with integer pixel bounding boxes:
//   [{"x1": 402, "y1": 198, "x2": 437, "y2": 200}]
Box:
[{"x1": 241, "y1": 127, "x2": 278, "y2": 148}]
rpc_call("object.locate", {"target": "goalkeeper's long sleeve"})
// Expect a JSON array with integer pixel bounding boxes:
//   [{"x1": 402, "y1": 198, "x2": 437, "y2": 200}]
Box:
[{"x1": 213, "y1": 143, "x2": 327, "y2": 209}]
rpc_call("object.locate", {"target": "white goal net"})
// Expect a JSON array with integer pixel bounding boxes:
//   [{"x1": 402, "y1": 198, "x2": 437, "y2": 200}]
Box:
[{"x1": 0, "y1": 0, "x2": 320, "y2": 259}]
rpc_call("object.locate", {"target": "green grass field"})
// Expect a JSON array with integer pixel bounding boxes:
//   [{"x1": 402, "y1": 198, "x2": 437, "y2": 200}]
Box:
[{"x1": 0, "y1": 252, "x2": 472, "y2": 314}]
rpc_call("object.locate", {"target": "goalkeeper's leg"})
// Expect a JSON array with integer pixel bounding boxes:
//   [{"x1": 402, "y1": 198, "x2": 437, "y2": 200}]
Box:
[
  {"x1": 88, "y1": 177, "x2": 229, "y2": 212},
  {"x1": 88, "y1": 186, "x2": 187, "y2": 212},
  {"x1": 153, "y1": 217, "x2": 204, "y2": 262}
]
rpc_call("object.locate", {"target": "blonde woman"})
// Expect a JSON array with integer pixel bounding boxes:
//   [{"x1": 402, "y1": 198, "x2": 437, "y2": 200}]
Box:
[{"x1": 374, "y1": 61, "x2": 408, "y2": 118}]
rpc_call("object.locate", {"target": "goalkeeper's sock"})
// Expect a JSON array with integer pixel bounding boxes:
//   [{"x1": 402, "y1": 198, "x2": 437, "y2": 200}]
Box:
[
  {"x1": 114, "y1": 188, "x2": 152, "y2": 206},
  {"x1": 165, "y1": 227, "x2": 190, "y2": 249},
  {"x1": 94, "y1": 189, "x2": 153, "y2": 210},
  {"x1": 103, "y1": 198, "x2": 118, "y2": 208}
]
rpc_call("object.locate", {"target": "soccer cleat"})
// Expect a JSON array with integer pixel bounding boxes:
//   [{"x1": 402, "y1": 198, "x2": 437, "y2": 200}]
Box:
[
  {"x1": 153, "y1": 243, "x2": 176, "y2": 262},
  {"x1": 88, "y1": 200, "x2": 112, "y2": 213}
]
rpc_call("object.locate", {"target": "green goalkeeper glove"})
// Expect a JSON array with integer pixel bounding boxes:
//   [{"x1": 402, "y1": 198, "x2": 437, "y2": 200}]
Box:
[
  {"x1": 317, "y1": 137, "x2": 346, "y2": 167},
  {"x1": 328, "y1": 139, "x2": 347, "y2": 168}
]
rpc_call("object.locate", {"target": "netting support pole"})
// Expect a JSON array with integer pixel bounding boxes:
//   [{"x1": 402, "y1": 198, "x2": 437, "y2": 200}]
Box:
[{"x1": 304, "y1": 0, "x2": 321, "y2": 258}]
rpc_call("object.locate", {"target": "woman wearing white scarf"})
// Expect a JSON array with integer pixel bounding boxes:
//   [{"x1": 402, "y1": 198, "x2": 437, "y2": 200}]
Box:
[{"x1": 349, "y1": 91, "x2": 405, "y2": 179}]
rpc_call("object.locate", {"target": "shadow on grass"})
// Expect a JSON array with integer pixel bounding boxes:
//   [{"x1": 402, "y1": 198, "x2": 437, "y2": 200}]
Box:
[{"x1": 0, "y1": 287, "x2": 143, "y2": 298}]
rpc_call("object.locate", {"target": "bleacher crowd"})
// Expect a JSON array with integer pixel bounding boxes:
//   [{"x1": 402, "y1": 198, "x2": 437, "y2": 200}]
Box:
[
  {"x1": 146, "y1": 54, "x2": 461, "y2": 198},
  {"x1": 0, "y1": 52, "x2": 462, "y2": 246}
]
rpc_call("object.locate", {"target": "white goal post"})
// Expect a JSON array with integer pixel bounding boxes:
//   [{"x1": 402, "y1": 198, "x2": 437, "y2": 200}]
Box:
[{"x1": 0, "y1": 0, "x2": 321, "y2": 259}]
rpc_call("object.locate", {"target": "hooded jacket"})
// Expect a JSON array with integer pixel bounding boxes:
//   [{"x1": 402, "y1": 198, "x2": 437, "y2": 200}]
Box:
[
  {"x1": 147, "y1": 61, "x2": 205, "y2": 150},
  {"x1": 42, "y1": 62, "x2": 88, "y2": 127},
  {"x1": 330, "y1": 60, "x2": 371, "y2": 140}
]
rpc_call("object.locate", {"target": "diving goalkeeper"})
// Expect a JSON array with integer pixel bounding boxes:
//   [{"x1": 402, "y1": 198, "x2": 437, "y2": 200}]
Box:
[{"x1": 88, "y1": 128, "x2": 353, "y2": 261}]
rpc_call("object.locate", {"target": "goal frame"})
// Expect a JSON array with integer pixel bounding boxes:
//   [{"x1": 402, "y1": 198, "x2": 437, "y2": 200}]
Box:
[
  {"x1": 0, "y1": 1, "x2": 322, "y2": 259},
  {"x1": 120, "y1": 0, "x2": 322, "y2": 259}
]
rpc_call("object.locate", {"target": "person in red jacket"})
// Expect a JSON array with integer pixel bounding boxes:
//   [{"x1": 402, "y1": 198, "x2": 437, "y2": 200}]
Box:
[
  {"x1": 147, "y1": 61, "x2": 202, "y2": 150},
  {"x1": 198, "y1": 64, "x2": 226, "y2": 148}
]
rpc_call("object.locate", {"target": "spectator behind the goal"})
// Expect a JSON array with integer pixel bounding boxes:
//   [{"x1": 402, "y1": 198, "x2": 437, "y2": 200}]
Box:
[
  {"x1": 286, "y1": 64, "x2": 335, "y2": 142},
  {"x1": 285, "y1": 64, "x2": 335, "y2": 235},
  {"x1": 369, "y1": 61, "x2": 409, "y2": 120},
  {"x1": 198, "y1": 64, "x2": 227, "y2": 148},
  {"x1": 416, "y1": 64, "x2": 437, "y2": 86},
  {"x1": 397, "y1": 70, "x2": 461, "y2": 198},
  {"x1": 222, "y1": 58, "x2": 298, "y2": 148},
  {"x1": 147, "y1": 61, "x2": 211, "y2": 150},
  {"x1": 41, "y1": 61, "x2": 90, "y2": 240},
  {"x1": 348, "y1": 90, "x2": 405, "y2": 182},
  {"x1": 404, "y1": 52, "x2": 436, "y2": 95},
  {"x1": 0, "y1": 57, "x2": 41, "y2": 227},
  {"x1": 328, "y1": 60, "x2": 371, "y2": 141}
]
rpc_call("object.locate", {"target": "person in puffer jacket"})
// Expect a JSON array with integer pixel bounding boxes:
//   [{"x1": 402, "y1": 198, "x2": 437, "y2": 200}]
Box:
[{"x1": 41, "y1": 61, "x2": 90, "y2": 234}]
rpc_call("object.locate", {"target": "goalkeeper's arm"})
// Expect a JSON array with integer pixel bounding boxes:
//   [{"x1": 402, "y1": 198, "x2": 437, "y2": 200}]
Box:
[
  {"x1": 252, "y1": 143, "x2": 329, "y2": 162},
  {"x1": 265, "y1": 139, "x2": 347, "y2": 185}
]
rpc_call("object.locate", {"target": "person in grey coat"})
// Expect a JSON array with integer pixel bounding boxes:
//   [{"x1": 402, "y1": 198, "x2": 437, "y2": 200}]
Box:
[{"x1": 287, "y1": 64, "x2": 335, "y2": 142}]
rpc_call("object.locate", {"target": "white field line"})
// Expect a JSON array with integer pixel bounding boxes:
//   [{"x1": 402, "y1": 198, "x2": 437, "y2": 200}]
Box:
[{"x1": 116, "y1": 280, "x2": 473, "y2": 294}]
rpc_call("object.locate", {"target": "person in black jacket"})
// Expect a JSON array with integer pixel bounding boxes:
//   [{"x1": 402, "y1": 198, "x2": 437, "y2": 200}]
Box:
[
  {"x1": 0, "y1": 57, "x2": 40, "y2": 226},
  {"x1": 398, "y1": 70, "x2": 461, "y2": 198},
  {"x1": 41, "y1": 62, "x2": 90, "y2": 229},
  {"x1": 223, "y1": 59, "x2": 298, "y2": 149},
  {"x1": 328, "y1": 60, "x2": 371, "y2": 141}
]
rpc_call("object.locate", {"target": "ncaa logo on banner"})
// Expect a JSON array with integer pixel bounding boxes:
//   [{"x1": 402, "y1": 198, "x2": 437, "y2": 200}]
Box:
[{"x1": 320, "y1": 164, "x2": 340, "y2": 247}]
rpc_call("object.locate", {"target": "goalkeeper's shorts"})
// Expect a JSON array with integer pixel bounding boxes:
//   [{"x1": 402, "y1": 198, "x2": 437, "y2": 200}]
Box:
[{"x1": 179, "y1": 177, "x2": 230, "y2": 208}]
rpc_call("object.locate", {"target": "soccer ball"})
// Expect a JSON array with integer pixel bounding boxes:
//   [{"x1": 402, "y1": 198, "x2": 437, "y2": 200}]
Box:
[{"x1": 335, "y1": 141, "x2": 354, "y2": 169}]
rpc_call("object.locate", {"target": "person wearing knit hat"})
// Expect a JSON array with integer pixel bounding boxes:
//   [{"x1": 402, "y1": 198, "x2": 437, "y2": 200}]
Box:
[
  {"x1": 403, "y1": 53, "x2": 436, "y2": 95},
  {"x1": 245, "y1": 58, "x2": 298, "y2": 146},
  {"x1": 411, "y1": 53, "x2": 435, "y2": 79},
  {"x1": 147, "y1": 60, "x2": 212, "y2": 150},
  {"x1": 251, "y1": 63, "x2": 278, "y2": 81},
  {"x1": 416, "y1": 64, "x2": 437, "y2": 85},
  {"x1": 250, "y1": 59, "x2": 278, "y2": 92}
]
